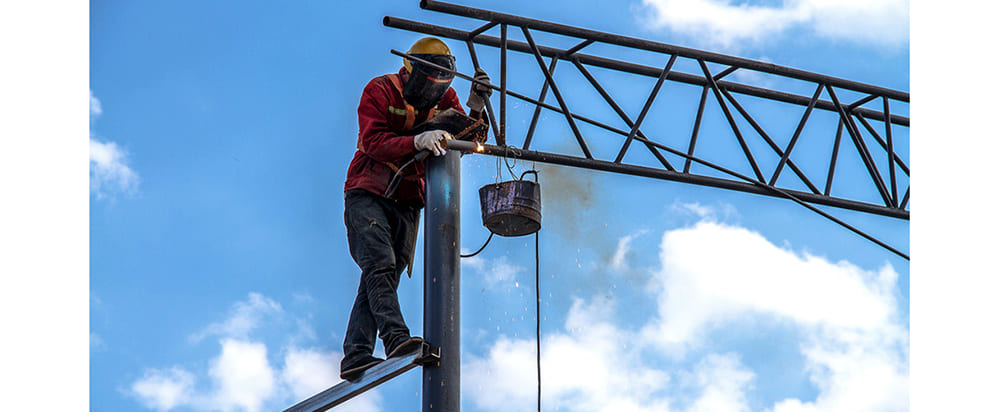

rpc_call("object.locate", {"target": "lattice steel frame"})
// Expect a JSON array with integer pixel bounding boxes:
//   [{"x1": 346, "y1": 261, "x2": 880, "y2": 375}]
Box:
[{"x1": 384, "y1": 0, "x2": 910, "y2": 222}]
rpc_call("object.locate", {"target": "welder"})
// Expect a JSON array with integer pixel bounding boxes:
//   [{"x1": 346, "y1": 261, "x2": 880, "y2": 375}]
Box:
[{"x1": 339, "y1": 37, "x2": 491, "y2": 381}]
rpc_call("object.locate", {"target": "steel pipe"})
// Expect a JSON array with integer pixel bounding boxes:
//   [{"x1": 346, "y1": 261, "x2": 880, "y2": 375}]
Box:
[
  {"x1": 446, "y1": 140, "x2": 908, "y2": 220},
  {"x1": 423, "y1": 150, "x2": 462, "y2": 412}
]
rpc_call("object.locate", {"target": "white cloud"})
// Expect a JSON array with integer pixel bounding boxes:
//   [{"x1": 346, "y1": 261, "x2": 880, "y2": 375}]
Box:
[
  {"x1": 208, "y1": 339, "x2": 276, "y2": 412},
  {"x1": 637, "y1": 0, "x2": 909, "y2": 49},
  {"x1": 466, "y1": 218, "x2": 908, "y2": 411},
  {"x1": 131, "y1": 367, "x2": 196, "y2": 411},
  {"x1": 89, "y1": 91, "x2": 140, "y2": 199},
  {"x1": 90, "y1": 137, "x2": 140, "y2": 199},
  {"x1": 466, "y1": 298, "x2": 673, "y2": 412},
  {"x1": 610, "y1": 231, "x2": 647, "y2": 271},
  {"x1": 280, "y1": 347, "x2": 384, "y2": 412},
  {"x1": 91, "y1": 331, "x2": 107, "y2": 352},
  {"x1": 464, "y1": 255, "x2": 525, "y2": 288},
  {"x1": 641, "y1": 221, "x2": 905, "y2": 350},
  {"x1": 90, "y1": 90, "x2": 102, "y2": 117},
  {"x1": 282, "y1": 348, "x2": 341, "y2": 400},
  {"x1": 670, "y1": 200, "x2": 738, "y2": 222},
  {"x1": 190, "y1": 292, "x2": 282, "y2": 343},
  {"x1": 685, "y1": 354, "x2": 755, "y2": 412},
  {"x1": 130, "y1": 293, "x2": 384, "y2": 411}
]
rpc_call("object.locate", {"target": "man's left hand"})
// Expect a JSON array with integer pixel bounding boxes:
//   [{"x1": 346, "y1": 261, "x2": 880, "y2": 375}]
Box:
[{"x1": 466, "y1": 68, "x2": 492, "y2": 113}]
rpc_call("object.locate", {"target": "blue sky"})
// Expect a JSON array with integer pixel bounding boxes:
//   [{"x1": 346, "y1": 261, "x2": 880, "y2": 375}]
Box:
[
  {"x1": 84, "y1": 0, "x2": 916, "y2": 411},
  {"x1": 8, "y1": 0, "x2": 998, "y2": 411}
]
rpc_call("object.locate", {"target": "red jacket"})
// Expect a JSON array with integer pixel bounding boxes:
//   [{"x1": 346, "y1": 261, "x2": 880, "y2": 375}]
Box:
[{"x1": 344, "y1": 67, "x2": 466, "y2": 205}]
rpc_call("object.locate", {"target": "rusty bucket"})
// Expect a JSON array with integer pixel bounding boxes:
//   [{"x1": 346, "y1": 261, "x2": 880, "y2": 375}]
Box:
[{"x1": 478, "y1": 179, "x2": 541, "y2": 237}]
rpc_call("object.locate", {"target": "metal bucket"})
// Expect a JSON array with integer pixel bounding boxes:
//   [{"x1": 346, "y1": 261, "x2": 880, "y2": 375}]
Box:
[{"x1": 478, "y1": 180, "x2": 541, "y2": 237}]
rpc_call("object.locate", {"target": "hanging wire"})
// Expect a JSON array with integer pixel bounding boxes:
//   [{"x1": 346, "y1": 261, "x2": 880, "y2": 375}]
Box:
[
  {"x1": 525, "y1": 169, "x2": 542, "y2": 412},
  {"x1": 505, "y1": 155, "x2": 518, "y2": 180},
  {"x1": 535, "y1": 228, "x2": 541, "y2": 412},
  {"x1": 504, "y1": 146, "x2": 522, "y2": 181},
  {"x1": 496, "y1": 152, "x2": 503, "y2": 183},
  {"x1": 460, "y1": 231, "x2": 494, "y2": 258},
  {"x1": 520, "y1": 169, "x2": 538, "y2": 181}
]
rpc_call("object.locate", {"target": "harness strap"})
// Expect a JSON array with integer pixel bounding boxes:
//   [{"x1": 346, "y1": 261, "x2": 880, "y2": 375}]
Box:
[
  {"x1": 356, "y1": 73, "x2": 438, "y2": 185},
  {"x1": 385, "y1": 73, "x2": 435, "y2": 130}
]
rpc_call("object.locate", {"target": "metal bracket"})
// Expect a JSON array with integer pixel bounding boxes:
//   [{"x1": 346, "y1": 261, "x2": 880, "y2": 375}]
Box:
[{"x1": 415, "y1": 341, "x2": 442, "y2": 366}]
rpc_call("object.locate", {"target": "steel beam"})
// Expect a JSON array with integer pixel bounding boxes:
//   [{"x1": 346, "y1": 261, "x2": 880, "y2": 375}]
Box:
[
  {"x1": 449, "y1": 141, "x2": 908, "y2": 259},
  {"x1": 282, "y1": 345, "x2": 437, "y2": 412},
  {"x1": 382, "y1": 17, "x2": 908, "y2": 127},
  {"x1": 418, "y1": 0, "x2": 908, "y2": 102},
  {"x1": 448, "y1": 140, "x2": 907, "y2": 220}
]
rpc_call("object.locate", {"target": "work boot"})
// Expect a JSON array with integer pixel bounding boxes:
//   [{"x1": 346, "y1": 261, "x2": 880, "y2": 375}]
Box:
[
  {"x1": 386, "y1": 336, "x2": 424, "y2": 358},
  {"x1": 340, "y1": 355, "x2": 384, "y2": 382}
]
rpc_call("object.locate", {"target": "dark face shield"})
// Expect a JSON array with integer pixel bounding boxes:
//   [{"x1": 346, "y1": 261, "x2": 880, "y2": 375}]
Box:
[{"x1": 403, "y1": 54, "x2": 456, "y2": 111}]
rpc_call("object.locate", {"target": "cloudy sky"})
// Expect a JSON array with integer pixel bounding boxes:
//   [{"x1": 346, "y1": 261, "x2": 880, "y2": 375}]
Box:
[
  {"x1": 92, "y1": 0, "x2": 909, "y2": 410},
  {"x1": 7, "y1": 0, "x2": 999, "y2": 411}
]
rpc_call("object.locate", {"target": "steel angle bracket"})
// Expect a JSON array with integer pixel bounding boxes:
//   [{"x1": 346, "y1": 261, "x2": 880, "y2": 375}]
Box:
[
  {"x1": 413, "y1": 342, "x2": 441, "y2": 366},
  {"x1": 414, "y1": 341, "x2": 442, "y2": 366}
]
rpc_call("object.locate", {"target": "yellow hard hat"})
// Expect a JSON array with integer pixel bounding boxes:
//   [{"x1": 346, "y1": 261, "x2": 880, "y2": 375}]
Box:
[{"x1": 403, "y1": 37, "x2": 452, "y2": 73}]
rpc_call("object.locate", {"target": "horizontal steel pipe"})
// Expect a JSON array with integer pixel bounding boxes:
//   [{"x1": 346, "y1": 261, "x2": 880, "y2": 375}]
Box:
[
  {"x1": 446, "y1": 140, "x2": 908, "y2": 220},
  {"x1": 383, "y1": 17, "x2": 909, "y2": 127},
  {"x1": 420, "y1": 0, "x2": 909, "y2": 103}
]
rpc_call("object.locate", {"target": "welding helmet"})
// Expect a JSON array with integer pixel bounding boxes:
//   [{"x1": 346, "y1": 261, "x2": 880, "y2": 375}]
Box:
[{"x1": 402, "y1": 37, "x2": 456, "y2": 111}]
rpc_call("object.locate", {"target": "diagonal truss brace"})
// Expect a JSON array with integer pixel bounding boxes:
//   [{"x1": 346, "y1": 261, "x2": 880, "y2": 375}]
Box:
[
  {"x1": 385, "y1": 2, "x2": 910, "y2": 260},
  {"x1": 448, "y1": 140, "x2": 908, "y2": 260}
]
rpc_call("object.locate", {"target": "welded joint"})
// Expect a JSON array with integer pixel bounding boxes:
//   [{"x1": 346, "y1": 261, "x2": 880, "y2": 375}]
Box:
[
  {"x1": 415, "y1": 341, "x2": 442, "y2": 366},
  {"x1": 468, "y1": 21, "x2": 499, "y2": 39}
]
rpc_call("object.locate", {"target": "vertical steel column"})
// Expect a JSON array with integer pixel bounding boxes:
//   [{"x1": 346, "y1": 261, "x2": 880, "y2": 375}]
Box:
[
  {"x1": 423, "y1": 149, "x2": 461, "y2": 412},
  {"x1": 499, "y1": 23, "x2": 507, "y2": 146}
]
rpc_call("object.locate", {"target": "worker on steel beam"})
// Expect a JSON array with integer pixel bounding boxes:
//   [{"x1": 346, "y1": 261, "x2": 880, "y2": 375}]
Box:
[{"x1": 339, "y1": 36, "x2": 491, "y2": 381}]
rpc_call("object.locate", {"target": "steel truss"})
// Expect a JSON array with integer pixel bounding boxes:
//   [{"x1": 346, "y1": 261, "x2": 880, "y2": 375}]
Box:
[{"x1": 385, "y1": 0, "x2": 910, "y2": 223}]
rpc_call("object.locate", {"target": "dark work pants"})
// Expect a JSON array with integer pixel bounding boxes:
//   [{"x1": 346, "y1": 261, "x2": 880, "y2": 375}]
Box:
[{"x1": 341, "y1": 189, "x2": 421, "y2": 367}]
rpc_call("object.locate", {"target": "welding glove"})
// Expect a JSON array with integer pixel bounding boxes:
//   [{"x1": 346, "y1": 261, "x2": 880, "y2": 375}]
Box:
[
  {"x1": 466, "y1": 68, "x2": 492, "y2": 113},
  {"x1": 414, "y1": 129, "x2": 450, "y2": 157}
]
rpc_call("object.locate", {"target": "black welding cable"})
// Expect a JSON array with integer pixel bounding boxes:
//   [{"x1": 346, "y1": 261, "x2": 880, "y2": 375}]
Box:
[
  {"x1": 383, "y1": 159, "x2": 415, "y2": 198},
  {"x1": 460, "y1": 231, "x2": 494, "y2": 258},
  {"x1": 384, "y1": 150, "x2": 435, "y2": 198},
  {"x1": 535, "y1": 229, "x2": 541, "y2": 412},
  {"x1": 519, "y1": 168, "x2": 542, "y2": 412}
]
